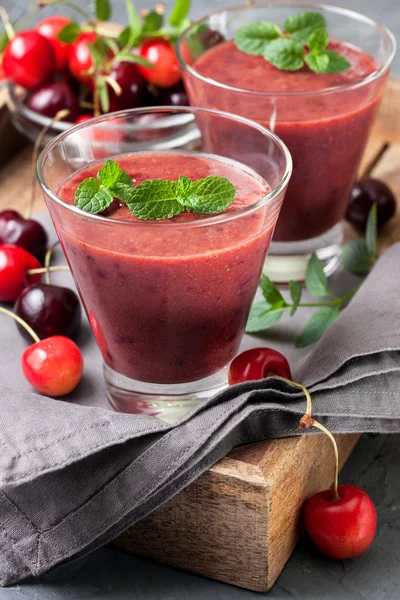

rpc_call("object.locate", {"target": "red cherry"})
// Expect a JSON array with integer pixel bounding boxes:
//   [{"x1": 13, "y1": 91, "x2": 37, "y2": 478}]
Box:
[
  {"x1": 0, "y1": 245, "x2": 41, "y2": 303},
  {"x1": 75, "y1": 114, "x2": 93, "y2": 124},
  {"x1": 35, "y1": 16, "x2": 71, "y2": 71},
  {"x1": 0, "y1": 210, "x2": 48, "y2": 261},
  {"x1": 27, "y1": 81, "x2": 81, "y2": 122},
  {"x1": 228, "y1": 348, "x2": 292, "y2": 385},
  {"x1": 68, "y1": 32, "x2": 97, "y2": 84},
  {"x1": 305, "y1": 484, "x2": 377, "y2": 560},
  {"x1": 22, "y1": 335, "x2": 83, "y2": 397},
  {"x1": 107, "y1": 60, "x2": 145, "y2": 112},
  {"x1": 3, "y1": 31, "x2": 56, "y2": 90},
  {"x1": 138, "y1": 39, "x2": 181, "y2": 88}
]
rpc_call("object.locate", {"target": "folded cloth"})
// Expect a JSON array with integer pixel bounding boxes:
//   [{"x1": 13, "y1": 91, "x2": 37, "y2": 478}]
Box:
[{"x1": 1, "y1": 213, "x2": 400, "y2": 586}]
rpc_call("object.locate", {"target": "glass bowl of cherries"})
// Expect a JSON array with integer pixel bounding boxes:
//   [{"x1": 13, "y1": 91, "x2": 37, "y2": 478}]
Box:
[{"x1": 4, "y1": 0, "x2": 201, "y2": 148}]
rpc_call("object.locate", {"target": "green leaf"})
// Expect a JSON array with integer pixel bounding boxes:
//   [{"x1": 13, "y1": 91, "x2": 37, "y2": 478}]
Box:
[
  {"x1": 177, "y1": 175, "x2": 193, "y2": 197},
  {"x1": 260, "y1": 275, "x2": 287, "y2": 307},
  {"x1": 96, "y1": 0, "x2": 111, "y2": 21},
  {"x1": 118, "y1": 54, "x2": 154, "y2": 68},
  {"x1": 296, "y1": 307, "x2": 339, "y2": 348},
  {"x1": 126, "y1": 180, "x2": 183, "y2": 220},
  {"x1": 341, "y1": 239, "x2": 372, "y2": 274},
  {"x1": 304, "y1": 51, "x2": 329, "y2": 73},
  {"x1": 142, "y1": 10, "x2": 163, "y2": 33},
  {"x1": 305, "y1": 253, "x2": 328, "y2": 298},
  {"x1": 109, "y1": 183, "x2": 135, "y2": 203},
  {"x1": 289, "y1": 280, "x2": 302, "y2": 316},
  {"x1": 314, "y1": 49, "x2": 350, "y2": 73},
  {"x1": 98, "y1": 159, "x2": 132, "y2": 188},
  {"x1": 74, "y1": 179, "x2": 114, "y2": 214},
  {"x1": 124, "y1": 0, "x2": 143, "y2": 46},
  {"x1": 169, "y1": 0, "x2": 191, "y2": 27},
  {"x1": 307, "y1": 27, "x2": 329, "y2": 52},
  {"x1": 102, "y1": 37, "x2": 120, "y2": 56},
  {"x1": 0, "y1": 31, "x2": 9, "y2": 51},
  {"x1": 366, "y1": 203, "x2": 378, "y2": 257},
  {"x1": 57, "y1": 22, "x2": 80, "y2": 44},
  {"x1": 263, "y1": 38, "x2": 304, "y2": 71},
  {"x1": 97, "y1": 78, "x2": 110, "y2": 113},
  {"x1": 284, "y1": 11, "x2": 326, "y2": 45},
  {"x1": 118, "y1": 26, "x2": 132, "y2": 47},
  {"x1": 235, "y1": 22, "x2": 282, "y2": 56},
  {"x1": 245, "y1": 302, "x2": 285, "y2": 333},
  {"x1": 184, "y1": 177, "x2": 236, "y2": 214}
]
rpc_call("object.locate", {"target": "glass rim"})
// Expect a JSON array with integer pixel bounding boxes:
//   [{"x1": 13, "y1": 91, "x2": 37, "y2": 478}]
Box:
[
  {"x1": 176, "y1": 1, "x2": 396, "y2": 98},
  {"x1": 37, "y1": 105, "x2": 292, "y2": 229}
]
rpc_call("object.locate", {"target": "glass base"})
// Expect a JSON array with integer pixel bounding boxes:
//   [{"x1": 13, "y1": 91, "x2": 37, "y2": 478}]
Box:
[
  {"x1": 104, "y1": 363, "x2": 229, "y2": 423},
  {"x1": 264, "y1": 222, "x2": 343, "y2": 284}
]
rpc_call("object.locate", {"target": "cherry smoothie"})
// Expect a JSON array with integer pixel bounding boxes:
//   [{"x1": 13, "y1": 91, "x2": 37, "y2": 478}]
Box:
[
  {"x1": 187, "y1": 40, "x2": 386, "y2": 241},
  {"x1": 58, "y1": 152, "x2": 274, "y2": 384}
]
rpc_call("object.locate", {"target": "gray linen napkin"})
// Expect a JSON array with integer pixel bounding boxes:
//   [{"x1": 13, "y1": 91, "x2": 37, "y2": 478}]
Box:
[{"x1": 1, "y1": 213, "x2": 400, "y2": 586}]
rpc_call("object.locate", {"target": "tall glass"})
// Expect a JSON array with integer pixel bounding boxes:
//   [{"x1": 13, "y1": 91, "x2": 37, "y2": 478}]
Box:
[
  {"x1": 38, "y1": 107, "x2": 291, "y2": 421},
  {"x1": 177, "y1": 3, "x2": 396, "y2": 282}
]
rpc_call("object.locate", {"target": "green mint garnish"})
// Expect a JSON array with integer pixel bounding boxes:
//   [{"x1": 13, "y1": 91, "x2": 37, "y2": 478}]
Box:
[
  {"x1": 234, "y1": 10, "x2": 350, "y2": 74},
  {"x1": 74, "y1": 160, "x2": 237, "y2": 220},
  {"x1": 245, "y1": 203, "x2": 378, "y2": 347}
]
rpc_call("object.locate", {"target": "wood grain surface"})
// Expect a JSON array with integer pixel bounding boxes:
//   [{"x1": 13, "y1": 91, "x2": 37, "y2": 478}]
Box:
[{"x1": 0, "y1": 80, "x2": 398, "y2": 593}]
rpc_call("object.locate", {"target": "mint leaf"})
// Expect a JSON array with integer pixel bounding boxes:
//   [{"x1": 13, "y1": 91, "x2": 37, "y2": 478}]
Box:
[
  {"x1": 246, "y1": 302, "x2": 285, "y2": 333},
  {"x1": 142, "y1": 10, "x2": 163, "y2": 33},
  {"x1": 341, "y1": 239, "x2": 372, "y2": 274},
  {"x1": 184, "y1": 176, "x2": 236, "y2": 214},
  {"x1": 178, "y1": 175, "x2": 193, "y2": 197},
  {"x1": 366, "y1": 203, "x2": 378, "y2": 257},
  {"x1": 57, "y1": 22, "x2": 80, "y2": 44},
  {"x1": 284, "y1": 12, "x2": 326, "y2": 45},
  {"x1": 109, "y1": 182, "x2": 134, "y2": 203},
  {"x1": 261, "y1": 275, "x2": 287, "y2": 307},
  {"x1": 96, "y1": 0, "x2": 111, "y2": 21},
  {"x1": 315, "y1": 49, "x2": 350, "y2": 73},
  {"x1": 126, "y1": 180, "x2": 183, "y2": 220},
  {"x1": 75, "y1": 179, "x2": 114, "y2": 214},
  {"x1": 169, "y1": 0, "x2": 191, "y2": 27},
  {"x1": 307, "y1": 27, "x2": 329, "y2": 52},
  {"x1": 263, "y1": 38, "x2": 304, "y2": 71},
  {"x1": 305, "y1": 52, "x2": 329, "y2": 73},
  {"x1": 289, "y1": 280, "x2": 302, "y2": 316},
  {"x1": 235, "y1": 22, "x2": 282, "y2": 56},
  {"x1": 296, "y1": 307, "x2": 339, "y2": 348},
  {"x1": 98, "y1": 159, "x2": 133, "y2": 188},
  {"x1": 305, "y1": 253, "x2": 328, "y2": 298}
]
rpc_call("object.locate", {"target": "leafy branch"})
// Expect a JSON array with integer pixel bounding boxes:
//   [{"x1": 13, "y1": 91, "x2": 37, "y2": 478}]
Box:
[{"x1": 246, "y1": 204, "x2": 378, "y2": 347}]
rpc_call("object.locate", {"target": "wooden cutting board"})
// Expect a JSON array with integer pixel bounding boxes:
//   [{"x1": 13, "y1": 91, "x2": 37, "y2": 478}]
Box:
[{"x1": 0, "y1": 80, "x2": 399, "y2": 592}]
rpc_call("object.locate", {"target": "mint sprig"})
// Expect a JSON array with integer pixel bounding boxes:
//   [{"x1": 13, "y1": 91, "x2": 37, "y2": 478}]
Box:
[
  {"x1": 74, "y1": 160, "x2": 236, "y2": 220},
  {"x1": 234, "y1": 11, "x2": 350, "y2": 74},
  {"x1": 246, "y1": 204, "x2": 378, "y2": 347}
]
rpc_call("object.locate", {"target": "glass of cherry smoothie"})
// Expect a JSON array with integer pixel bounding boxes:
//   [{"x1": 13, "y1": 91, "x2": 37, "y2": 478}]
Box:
[
  {"x1": 177, "y1": 3, "x2": 396, "y2": 282},
  {"x1": 37, "y1": 107, "x2": 291, "y2": 420}
]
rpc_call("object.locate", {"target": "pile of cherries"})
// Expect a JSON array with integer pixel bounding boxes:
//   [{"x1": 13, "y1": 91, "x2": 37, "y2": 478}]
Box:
[
  {"x1": 2, "y1": 12, "x2": 189, "y2": 127},
  {"x1": 0, "y1": 210, "x2": 83, "y2": 397}
]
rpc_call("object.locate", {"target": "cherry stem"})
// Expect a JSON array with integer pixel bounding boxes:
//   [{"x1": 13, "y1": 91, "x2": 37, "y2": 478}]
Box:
[
  {"x1": 273, "y1": 375, "x2": 340, "y2": 502},
  {"x1": 44, "y1": 241, "x2": 60, "y2": 285},
  {"x1": 28, "y1": 109, "x2": 70, "y2": 221},
  {"x1": 0, "y1": 306, "x2": 40, "y2": 344},
  {"x1": 27, "y1": 266, "x2": 70, "y2": 275},
  {"x1": 101, "y1": 75, "x2": 122, "y2": 97},
  {"x1": 0, "y1": 5, "x2": 14, "y2": 40},
  {"x1": 361, "y1": 142, "x2": 390, "y2": 179}
]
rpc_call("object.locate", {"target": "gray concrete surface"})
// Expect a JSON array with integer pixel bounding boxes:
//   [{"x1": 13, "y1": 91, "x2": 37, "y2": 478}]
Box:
[{"x1": 1, "y1": 1, "x2": 399, "y2": 598}]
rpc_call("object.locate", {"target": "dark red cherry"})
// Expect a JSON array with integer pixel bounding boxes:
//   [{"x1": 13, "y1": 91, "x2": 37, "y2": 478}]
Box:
[
  {"x1": 108, "y1": 61, "x2": 146, "y2": 112},
  {"x1": 346, "y1": 178, "x2": 396, "y2": 233},
  {"x1": 27, "y1": 81, "x2": 81, "y2": 122},
  {"x1": 149, "y1": 81, "x2": 189, "y2": 107},
  {"x1": 0, "y1": 210, "x2": 48, "y2": 262},
  {"x1": 14, "y1": 283, "x2": 81, "y2": 342}
]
